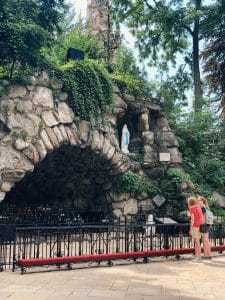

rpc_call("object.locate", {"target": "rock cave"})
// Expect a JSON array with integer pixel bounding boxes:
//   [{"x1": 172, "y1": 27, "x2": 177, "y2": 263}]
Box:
[{"x1": 0, "y1": 72, "x2": 184, "y2": 222}]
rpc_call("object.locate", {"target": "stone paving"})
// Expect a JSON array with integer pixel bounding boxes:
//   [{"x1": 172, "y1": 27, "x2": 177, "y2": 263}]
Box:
[{"x1": 1, "y1": 254, "x2": 225, "y2": 300}]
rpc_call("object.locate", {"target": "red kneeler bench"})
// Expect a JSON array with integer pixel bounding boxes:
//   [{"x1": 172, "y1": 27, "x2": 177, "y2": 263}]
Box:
[{"x1": 17, "y1": 245, "x2": 225, "y2": 274}]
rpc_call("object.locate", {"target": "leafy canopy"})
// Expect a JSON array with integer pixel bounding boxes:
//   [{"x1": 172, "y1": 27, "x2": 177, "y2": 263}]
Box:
[
  {"x1": 111, "y1": 0, "x2": 217, "y2": 111},
  {"x1": 112, "y1": 0, "x2": 194, "y2": 66},
  {"x1": 110, "y1": 44, "x2": 151, "y2": 96},
  {"x1": 42, "y1": 21, "x2": 105, "y2": 67},
  {"x1": 175, "y1": 111, "x2": 225, "y2": 194},
  {"x1": 201, "y1": 0, "x2": 225, "y2": 115},
  {"x1": 0, "y1": 0, "x2": 67, "y2": 77}
]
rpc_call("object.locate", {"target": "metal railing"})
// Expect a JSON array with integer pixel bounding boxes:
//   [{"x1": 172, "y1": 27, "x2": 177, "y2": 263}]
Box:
[
  {"x1": 1, "y1": 204, "x2": 224, "y2": 227},
  {"x1": 0, "y1": 205, "x2": 107, "y2": 226},
  {"x1": 1, "y1": 220, "x2": 225, "y2": 271}
]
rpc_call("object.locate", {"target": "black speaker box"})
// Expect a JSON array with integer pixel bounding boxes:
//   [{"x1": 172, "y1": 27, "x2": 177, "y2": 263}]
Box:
[{"x1": 66, "y1": 48, "x2": 85, "y2": 61}]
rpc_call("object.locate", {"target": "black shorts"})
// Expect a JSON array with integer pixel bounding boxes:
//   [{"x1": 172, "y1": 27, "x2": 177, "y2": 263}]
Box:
[{"x1": 200, "y1": 224, "x2": 210, "y2": 233}]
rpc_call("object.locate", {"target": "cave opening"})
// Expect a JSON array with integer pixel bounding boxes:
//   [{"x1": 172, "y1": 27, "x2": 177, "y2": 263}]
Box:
[{"x1": 1, "y1": 144, "x2": 114, "y2": 224}]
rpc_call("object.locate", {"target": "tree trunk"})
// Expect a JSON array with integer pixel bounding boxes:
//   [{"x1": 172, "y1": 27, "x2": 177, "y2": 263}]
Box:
[
  {"x1": 193, "y1": 0, "x2": 203, "y2": 112},
  {"x1": 107, "y1": 0, "x2": 111, "y2": 64}
]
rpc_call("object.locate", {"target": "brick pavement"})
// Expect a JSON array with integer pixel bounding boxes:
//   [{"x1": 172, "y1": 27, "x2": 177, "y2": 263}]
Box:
[{"x1": 0, "y1": 254, "x2": 225, "y2": 300}]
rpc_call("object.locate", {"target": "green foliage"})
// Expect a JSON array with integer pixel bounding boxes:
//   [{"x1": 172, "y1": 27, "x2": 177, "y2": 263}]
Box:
[
  {"x1": 211, "y1": 207, "x2": 225, "y2": 218},
  {"x1": 111, "y1": 44, "x2": 150, "y2": 96},
  {"x1": 202, "y1": 159, "x2": 225, "y2": 190},
  {"x1": 19, "y1": 57, "x2": 114, "y2": 122},
  {"x1": 0, "y1": 0, "x2": 67, "y2": 78},
  {"x1": 11, "y1": 131, "x2": 20, "y2": 139},
  {"x1": 39, "y1": 120, "x2": 45, "y2": 131},
  {"x1": 167, "y1": 168, "x2": 191, "y2": 184},
  {"x1": 21, "y1": 130, "x2": 29, "y2": 141},
  {"x1": 175, "y1": 111, "x2": 225, "y2": 196},
  {"x1": 110, "y1": 73, "x2": 147, "y2": 96},
  {"x1": 112, "y1": 171, "x2": 158, "y2": 195},
  {"x1": 112, "y1": 0, "x2": 220, "y2": 111},
  {"x1": 112, "y1": 0, "x2": 190, "y2": 65},
  {"x1": 159, "y1": 168, "x2": 191, "y2": 211},
  {"x1": 11, "y1": 129, "x2": 29, "y2": 141},
  {"x1": 175, "y1": 112, "x2": 217, "y2": 160},
  {"x1": 42, "y1": 22, "x2": 105, "y2": 67},
  {"x1": 201, "y1": 1, "x2": 225, "y2": 112},
  {"x1": 59, "y1": 60, "x2": 113, "y2": 121},
  {"x1": 114, "y1": 45, "x2": 144, "y2": 78},
  {"x1": 151, "y1": 66, "x2": 192, "y2": 122}
]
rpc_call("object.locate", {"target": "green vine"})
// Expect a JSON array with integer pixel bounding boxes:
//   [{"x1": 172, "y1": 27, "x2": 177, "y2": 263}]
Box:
[
  {"x1": 59, "y1": 60, "x2": 113, "y2": 121},
  {"x1": 112, "y1": 171, "x2": 158, "y2": 195}
]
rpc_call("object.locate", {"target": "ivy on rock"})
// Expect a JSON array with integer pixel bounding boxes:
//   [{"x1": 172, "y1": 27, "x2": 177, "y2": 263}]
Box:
[{"x1": 60, "y1": 60, "x2": 113, "y2": 121}]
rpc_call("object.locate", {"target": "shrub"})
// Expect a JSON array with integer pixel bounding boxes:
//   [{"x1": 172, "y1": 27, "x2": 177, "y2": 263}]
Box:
[{"x1": 112, "y1": 171, "x2": 158, "y2": 195}]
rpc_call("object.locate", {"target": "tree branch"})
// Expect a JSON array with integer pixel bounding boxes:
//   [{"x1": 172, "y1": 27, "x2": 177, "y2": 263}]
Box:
[
  {"x1": 184, "y1": 25, "x2": 193, "y2": 36},
  {"x1": 153, "y1": 0, "x2": 159, "y2": 5},
  {"x1": 143, "y1": 0, "x2": 153, "y2": 9}
]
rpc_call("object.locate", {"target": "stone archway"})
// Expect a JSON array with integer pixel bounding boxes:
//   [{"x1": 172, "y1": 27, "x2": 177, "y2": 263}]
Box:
[
  {"x1": 0, "y1": 119, "x2": 131, "y2": 206},
  {"x1": 0, "y1": 72, "x2": 183, "y2": 219},
  {"x1": 0, "y1": 76, "x2": 132, "y2": 213},
  {"x1": 4, "y1": 143, "x2": 124, "y2": 219}
]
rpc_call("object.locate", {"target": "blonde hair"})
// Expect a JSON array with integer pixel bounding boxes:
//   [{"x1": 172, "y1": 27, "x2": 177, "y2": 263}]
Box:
[
  {"x1": 187, "y1": 196, "x2": 198, "y2": 208},
  {"x1": 198, "y1": 196, "x2": 209, "y2": 208}
]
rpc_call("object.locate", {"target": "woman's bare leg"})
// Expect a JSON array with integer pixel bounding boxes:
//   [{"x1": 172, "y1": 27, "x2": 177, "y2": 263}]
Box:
[
  {"x1": 203, "y1": 233, "x2": 211, "y2": 256},
  {"x1": 194, "y1": 238, "x2": 201, "y2": 257}
]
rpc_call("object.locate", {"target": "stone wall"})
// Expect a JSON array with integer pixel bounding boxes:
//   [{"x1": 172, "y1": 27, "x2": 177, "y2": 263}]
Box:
[{"x1": 0, "y1": 72, "x2": 182, "y2": 218}]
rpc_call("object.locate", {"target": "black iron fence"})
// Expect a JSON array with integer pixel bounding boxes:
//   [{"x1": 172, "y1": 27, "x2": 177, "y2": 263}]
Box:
[
  {"x1": 0, "y1": 223, "x2": 16, "y2": 271},
  {"x1": 1, "y1": 220, "x2": 225, "y2": 272},
  {"x1": 0, "y1": 204, "x2": 106, "y2": 226},
  {"x1": 1, "y1": 204, "x2": 225, "y2": 227}
]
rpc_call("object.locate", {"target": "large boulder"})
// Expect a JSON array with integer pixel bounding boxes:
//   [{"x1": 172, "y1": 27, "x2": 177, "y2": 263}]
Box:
[
  {"x1": 212, "y1": 192, "x2": 225, "y2": 208},
  {"x1": 0, "y1": 145, "x2": 33, "y2": 172}
]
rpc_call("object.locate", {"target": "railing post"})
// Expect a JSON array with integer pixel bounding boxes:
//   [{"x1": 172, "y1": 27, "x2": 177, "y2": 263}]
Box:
[
  {"x1": 98, "y1": 227, "x2": 101, "y2": 254},
  {"x1": 12, "y1": 227, "x2": 17, "y2": 272},
  {"x1": 56, "y1": 228, "x2": 61, "y2": 257},
  {"x1": 10, "y1": 225, "x2": 17, "y2": 272},
  {"x1": 219, "y1": 223, "x2": 223, "y2": 246},
  {"x1": 67, "y1": 231, "x2": 71, "y2": 256},
  {"x1": 0, "y1": 239, "x2": 3, "y2": 272},
  {"x1": 106, "y1": 226, "x2": 109, "y2": 254},
  {"x1": 115, "y1": 223, "x2": 120, "y2": 253},
  {"x1": 125, "y1": 217, "x2": 129, "y2": 252},
  {"x1": 163, "y1": 225, "x2": 170, "y2": 250},
  {"x1": 78, "y1": 227, "x2": 83, "y2": 256},
  {"x1": 133, "y1": 227, "x2": 137, "y2": 252}
]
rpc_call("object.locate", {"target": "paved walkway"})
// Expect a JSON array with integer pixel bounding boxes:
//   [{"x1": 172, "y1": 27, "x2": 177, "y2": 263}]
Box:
[{"x1": 1, "y1": 254, "x2": 225, "y2": 300}]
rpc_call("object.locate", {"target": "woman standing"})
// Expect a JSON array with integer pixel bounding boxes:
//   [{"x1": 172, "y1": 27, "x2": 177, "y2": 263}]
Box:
[
  {"x1": 188, "y1": 196, "x2": 204, "y2": 262},
  {"x1": 198, "y1": 196, "x2": 212, "y2": 259}
]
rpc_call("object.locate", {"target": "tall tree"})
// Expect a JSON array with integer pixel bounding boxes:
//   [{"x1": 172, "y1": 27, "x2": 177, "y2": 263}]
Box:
[
  {"x1": 201, "y1": 0, "x2": 225, "y2": 117},
  {"x1": 114, "y1": 44, "x2": 145, "y2": 77},
  {"x1": 111, "y1": 0, "x2": 212, "y2": 111},
  {"x1": 0, "y1": 0, "x2": 67, "y2": 77}
]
